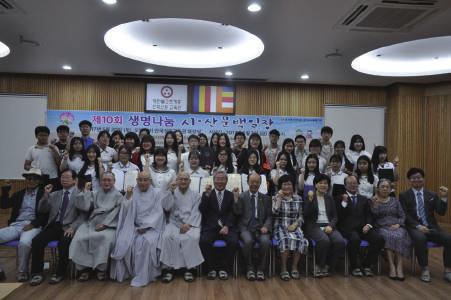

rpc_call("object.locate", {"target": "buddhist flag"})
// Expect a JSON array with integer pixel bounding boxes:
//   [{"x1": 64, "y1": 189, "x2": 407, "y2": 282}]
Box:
[{"x1": 193, "y1": 85, "x2": 235, "y2": 113}]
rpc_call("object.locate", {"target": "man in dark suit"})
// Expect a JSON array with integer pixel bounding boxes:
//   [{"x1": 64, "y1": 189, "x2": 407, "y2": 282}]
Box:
[
  {"x1": 399, "y1": 167, "x2": 450, "y2": 283},
  {"x1": 199, "y1": 170, "x2": 238, "y2": 280},
  {"x1": 336, "y1": 175, "x2": 384, "y2": 277},
  {"x1": 0, "y1": 168, "x2": 46, "y2": 282},
  {"x1": 234, "y1": 173, "x2": 272, "y2": 281},
  {"x1": 29, "y1": 169, "x2": 85, "y2": 286}
]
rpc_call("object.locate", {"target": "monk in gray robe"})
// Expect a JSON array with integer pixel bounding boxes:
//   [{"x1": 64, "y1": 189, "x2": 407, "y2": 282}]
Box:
[
  {"x1": 159, "y1": 172, "x2": 203, "y2": 283},
  {"x1": 110, "y1": 171, "x2": 168, "y2": 287},
  {"x1": 69, "y1": 171, "x2": 124, "y2": 281}
]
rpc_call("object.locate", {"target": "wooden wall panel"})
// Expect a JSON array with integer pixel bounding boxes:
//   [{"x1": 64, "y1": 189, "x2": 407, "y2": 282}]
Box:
[
  {"x1": 236, "y1": 84, "x2": 386, "y2": 117},
  {"x1": 386, "y1": 86, "x2": 426, "y2": 194},
  {"x1": 424, "y1": 94, "x2": 451, "y2": 223},
  {"x1": 0, "y1": 75, "x2": 145, "y2": 111}
]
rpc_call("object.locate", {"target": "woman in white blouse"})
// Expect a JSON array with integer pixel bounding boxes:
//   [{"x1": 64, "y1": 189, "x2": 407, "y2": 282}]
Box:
[
  {"x1": 78, "y1": 145, "x2": 104, "y2": 191},
  {"x1": 60, "y1": 137, "x2": 85, "y2": 174},
  {"x1": 346, "y1": 134, "x2": 371, "y2": 170},
  {"x1": 356, "y1": 155, "x2": 378, "y2": 199},
  {"x1": 148, "y1": 147, "x2": 177, "y2": 193},
  {"x1": 298, "y1": 154, "x2": 321, "y2": 198},
  {"x1": 371, "y1": 145, "x2": 399, "y2": 182},
  {"x1": 164, "y1": 131, "x2": 179, "y2": 172}
]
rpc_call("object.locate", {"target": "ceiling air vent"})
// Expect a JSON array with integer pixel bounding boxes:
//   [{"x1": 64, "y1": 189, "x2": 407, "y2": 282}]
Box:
[
  {"x1": 334, "y1": 0, "x2": 450, "y2": 32},
  {"x1": 0, "y1": 0, "x2": 24, "y2": 14}
]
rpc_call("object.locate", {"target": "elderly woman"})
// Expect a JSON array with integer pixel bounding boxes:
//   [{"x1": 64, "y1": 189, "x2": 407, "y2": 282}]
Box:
[
  {"x1": 273, "y1": 175, "x2": 308, "y2": 281},
  {"x1": 371, "y1": 179, "x2": 411, "y2": 280}
]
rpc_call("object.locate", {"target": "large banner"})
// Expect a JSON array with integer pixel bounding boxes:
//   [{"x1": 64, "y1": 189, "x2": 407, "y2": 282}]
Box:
[{"x1": 47, "y1": 110, "x2": 323, "y2": 145}]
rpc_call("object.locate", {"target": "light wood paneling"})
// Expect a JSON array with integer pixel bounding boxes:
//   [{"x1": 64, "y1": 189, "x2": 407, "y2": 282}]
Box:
[
  {"x1": 236, "y1": 84, "x2": 386, "y2": 116},
  {"x1": 424, "y1": 94, "x2": 451, "y2": 223},
  {"x1": 0, "y1": 75, "x2": 145, "y2": 111}
]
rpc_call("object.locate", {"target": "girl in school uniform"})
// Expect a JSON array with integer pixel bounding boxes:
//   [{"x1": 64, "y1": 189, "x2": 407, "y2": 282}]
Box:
[
  {"x1": 298, "y1": 154, "x2": 321, "y2": 199},
  {"x1": 356, "y1": 155, "x2": 378, "y2": 199},
  {"x1": 149, "y1": 147, "x2": 177, "y2": 193},
  {"x1": 325, "y1": 154, "x2": 348, "y2": 197},
  {"x1": 174, "y1": 130, "x2": 186, "y2": 153},
  {"x1": 371, "y1": 145, "x2": 399, "y2": 182},
  {"x1": 131, "y1": 134, "x2": 155, "y2": 171},
  {"x1": 237, "y1": 133, "x2": 270, "y2": 173},
  {"x1": 333, "y1": 140, "x2": 353, "y2": 174},
  {"x1": 271, "y1": 151, "x2": 297, "y2": 193},
  {"x1": 164, "y1": 131, "x2": 179, "y2": 172},
  {"x1": 282, "y1": 138, "x2": 298, "y2": 170},
  {"x1": 60, "y1": 137, "x2": 85, "y2": 174},
  {"x1": 124, "y1": 132, "x2": 140, "y2": 152},
  {"x1": 218, "y1": 133, "x2": 237, "y2": 166},
  {"x1": 209, "y1": 132, "x2": 220, "y2": 153},
  {"x1": 198, "y1": 133, "x2": 215, "y2": 172},
  {"x1": 109, "y1": 130, "x2": 124, "y2": 152},
  {"x1": 238, "y1": 149, "x2": 263, "y2": 175},
  {"x1": 212, "y1": 147, "x2": 236, "y2": 174},
  {"x1": 346, "y1": 134, "x2": 371, "y2": 170},
  {"x1": 78, "y1": 145, "x2": 104, "y2": 192}
]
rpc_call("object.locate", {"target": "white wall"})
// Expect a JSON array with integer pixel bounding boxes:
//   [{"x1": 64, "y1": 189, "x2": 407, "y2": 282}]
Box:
[
  {"x1": 324, "y1": 105, "x2": 385, "y2": 154},
  {"x1": 0, "y1": 94, "x2": 47, "y2": 179}
]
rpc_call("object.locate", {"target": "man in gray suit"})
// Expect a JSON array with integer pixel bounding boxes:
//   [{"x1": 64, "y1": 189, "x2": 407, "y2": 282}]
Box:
[
  {"x1": 29, "y1": 169, "x2": 85, "y2": 286},
  {"x1": 234, "y1": 173, "x2": 272, "y2": 281}
]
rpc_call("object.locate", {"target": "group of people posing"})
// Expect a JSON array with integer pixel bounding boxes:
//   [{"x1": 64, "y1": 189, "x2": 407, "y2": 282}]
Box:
[{"x1": 0, "y1": 120, "x2": 450, "y2": 287}]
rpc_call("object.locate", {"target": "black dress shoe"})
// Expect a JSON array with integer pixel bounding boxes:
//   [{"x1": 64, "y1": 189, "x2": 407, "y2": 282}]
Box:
[
  {"x1": 49, "y1": 274, "x2": 64, "y2": 284},
  {"x1": 396, "y1": 276, "x2": 405, "y2": 281}
]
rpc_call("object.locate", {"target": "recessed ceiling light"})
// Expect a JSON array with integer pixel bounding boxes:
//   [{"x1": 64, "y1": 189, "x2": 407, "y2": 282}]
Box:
[
  {"x1": 225, "y1": 71, "x2": 233, "y2": 76},
  {"x1": 300, "y1": 74, "x2": 309, "y2": 80},
  {"x1": 248, "y1": 3, "x2": 262, "y2": 12},
  {"x1": 145, "y1": 68, "x2": 154, "y2": 73},
  {"x1": 62, "y1": 65, "x2": 72, "y2": 70},
  {"x1": 352, "y1": 36, "x2": 451, "y2": 77},
  {"x1": 104, "y1": 18, "x2": 264, "y2": 68},
  {"x1": 0, "y1": 41, "x2": 10, "y2": 58},
  {"x1": 102, "y1": 0, "x2": 117, "y2": 5}
]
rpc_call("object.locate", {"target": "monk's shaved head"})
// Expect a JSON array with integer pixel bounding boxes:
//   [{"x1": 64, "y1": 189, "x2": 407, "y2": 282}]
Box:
[
  {"x1": 137, "y1": 171, "x2": 151, "y2": 192},
  {"x1": 177, "y1": 172, "x2": 190, "y2": 180},
  {"x1": 138, "y1": 171, "x2": 151, "y2": 180},
  {"x1": 177, "y1": 171, "x2": 191, "y2": 192}
]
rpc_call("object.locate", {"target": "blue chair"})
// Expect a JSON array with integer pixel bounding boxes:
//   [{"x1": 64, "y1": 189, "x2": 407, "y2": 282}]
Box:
[
  {"x1": 311, "y1": 238, "x2": 347, "y2": 277},
  {"x1": 238, "y1": 240, "x2": 272, "y2": 278},
  {"x1": 344, "y1": 239, "x2": 381, "y2": 276},
  {"x1": 200, "y1": 240, "x2": 238, "y2": 278},
  {"x1": 411, "y1": 241, "x2": 441, "y2": 273},
  {"x1": 271, "y1": 238, "x2": 308, "y2": 278},
  {"x1": 0, "y1": 240, "x2": 20, "y2": 267},
  {"x1": 1, "y1": 240, "x2": 59, "y2": 271}
]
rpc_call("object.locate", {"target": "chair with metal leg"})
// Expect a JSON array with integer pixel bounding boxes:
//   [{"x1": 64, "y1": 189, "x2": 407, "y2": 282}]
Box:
[
  {"x1": 271, "y1": 238, "x2": 308, "y2": 278},
  {"x1": 411, "y1": 241, "x2": 441, "y2": 273}
]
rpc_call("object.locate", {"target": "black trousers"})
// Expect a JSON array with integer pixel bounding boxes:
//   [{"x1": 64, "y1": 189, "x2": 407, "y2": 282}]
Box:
[
  {"x1": 341, "y1": 229, "x2": 385, "y2": 269},
  {"x1": 199, "y1": 229, "x2": 238, "y2": 273},
  {"x1": 407, "y1": 228, "x2": 451, "y2": 268},
  {"x1": 31, "y1": 223, "x2": 72, "y2": 276}
]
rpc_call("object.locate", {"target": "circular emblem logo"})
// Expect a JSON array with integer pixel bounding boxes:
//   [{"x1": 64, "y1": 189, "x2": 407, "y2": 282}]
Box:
[{"x1": 161, "y1": 86, "x2": 173, "y2": 98}]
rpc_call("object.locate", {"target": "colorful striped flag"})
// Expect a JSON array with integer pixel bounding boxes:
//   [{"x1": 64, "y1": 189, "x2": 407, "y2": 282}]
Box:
[{"x1": 193, "y1": 85, "x2": 235, "y2": 113}]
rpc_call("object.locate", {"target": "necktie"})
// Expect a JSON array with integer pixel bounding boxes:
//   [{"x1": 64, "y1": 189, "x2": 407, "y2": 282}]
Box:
[
  {"x1": 217, "y1": 190, "x2": 223, "y2": 210},
  {"x1": 59, "y1": 191, "x2": 70, "y2": 224},
  {"x1": 250, "y1": 194, "x2": 257, "y2": 228},
  {"x1": 351, "y1": 195, "x2": 357, "y2": 206},
  {"x1": 417, "y1": 192, "x2": 428, "y2": 226}
]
